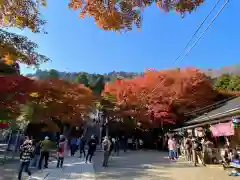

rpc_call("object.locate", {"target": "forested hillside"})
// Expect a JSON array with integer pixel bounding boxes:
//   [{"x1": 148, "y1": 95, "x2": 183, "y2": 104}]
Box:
[{"x1": 27, "y1": 65, "x2": 240, "y2": 92}]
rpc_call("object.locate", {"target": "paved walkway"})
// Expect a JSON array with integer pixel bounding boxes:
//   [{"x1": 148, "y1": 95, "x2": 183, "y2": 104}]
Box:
[
  {"x1": 1, "y1": 156, "x2": 96, "y2": 180},
  {"x1": 93, "y1": 150, "x2": 238, "y2": 180}
]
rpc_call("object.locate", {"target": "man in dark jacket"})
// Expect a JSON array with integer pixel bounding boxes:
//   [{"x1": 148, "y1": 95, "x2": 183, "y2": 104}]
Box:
[
  {"x1": 79, "y1": 135, "x2": 86, "y2": 158},
  {"x1": 85, "y1": 135, "x2": 97, "y2": 163},
  {"x1": 192, "y1": 137, "x2": 206, "y2": 166}
]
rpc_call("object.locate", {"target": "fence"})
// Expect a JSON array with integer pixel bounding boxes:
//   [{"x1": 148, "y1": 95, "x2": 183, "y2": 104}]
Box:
[{"x1": 0, "y1": 129, "x2": 23, "y2": 164}]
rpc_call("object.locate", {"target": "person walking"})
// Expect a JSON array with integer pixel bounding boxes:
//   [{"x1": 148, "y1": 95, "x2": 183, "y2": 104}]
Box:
[
  {"x1": 70, "y1": 137, "x2": 78, "y2": 156},
  {"x1": 18, "y1": 137, "x2": 34, "y2": 180},
  {"x1": 102, "y1": 136, "x2": 111, "y2": 167},
  {"x1": 85, "y1": 135, "x2": 97, "y2": 163},
  {"x1": 38, "y1": 136, "x2": 51, "y2": 169},
  {"x1": 56, "y1": 136, "x2": 66, "y2": 168},
  {"x1": 79, "y1": 135, "x2": 86, "y2": 158}
]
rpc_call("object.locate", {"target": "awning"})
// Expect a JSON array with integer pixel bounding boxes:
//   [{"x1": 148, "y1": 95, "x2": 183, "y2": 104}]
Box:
[{"x1": 210, "y1": 121, "x2": 234, "y2": 137}]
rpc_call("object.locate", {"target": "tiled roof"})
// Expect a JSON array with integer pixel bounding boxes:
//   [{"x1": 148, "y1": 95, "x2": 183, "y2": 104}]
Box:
[{"x1": 185, "y1": 96, "x2": 240, "y2": 125}]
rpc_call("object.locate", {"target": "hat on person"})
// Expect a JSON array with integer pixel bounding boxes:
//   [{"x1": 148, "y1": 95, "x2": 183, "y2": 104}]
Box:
[{"x1": 45, "y1": 136, "x2": 49, "y2": 140}]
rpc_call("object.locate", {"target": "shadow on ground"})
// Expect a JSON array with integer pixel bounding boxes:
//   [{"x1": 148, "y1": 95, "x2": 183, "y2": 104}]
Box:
[
  {"x1": 93, "y1": 150, "x2": 236, "y2": 180},
  {"x1": 93, "y1": 151, "x2": 183, "y2": 180}
]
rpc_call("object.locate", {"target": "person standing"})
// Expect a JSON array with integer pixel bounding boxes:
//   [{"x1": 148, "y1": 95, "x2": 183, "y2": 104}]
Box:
[
  {"x1": 85, "y1": 135, "x2": 97, "y2": 163},
  {"x1": 121, "y1": 136, "x2": 127, "y2": 152},
  {"x1": 38, "y1": 136, "x2": 51, "y2": 169},
  {"x1": 56, "y1": 136, "x2": 66, "y2": 168},
  {"x1": 192, "y1": 137, "x2": 206, "y2": 166},
  {"x1": 139, "y1": 139, "x2": 144, "y2": 150},
  {"x1": 168, "y1": 137, "x2": 176, "y2": 160},
  {"x1": 102, "y1": 136, "x2": 111, "y2": 167},
  {"x1": 184, "y1": 136, "x2": 192, "y2": 162},
  {"x1": 70, "y1": 137, "x2": 78, "y2": 156},
  {"x1": 109, "y1": 137, "x2": 114, "y2": 157},
  {"x1": 18, "y1": 138, "x2": 34, "y2": 180},
  {"x1": 114, "y1": 137, "x2": 120, "y2": 156},
  {"x1": 79, "y1": 135, "x2": 86, "y2": 158},
  {"x1": 30, "y1": 139, "x2": 41, "y2": 167},
  {"x1": 173, "y1": 138, "x2": 179, "y2": 159}
]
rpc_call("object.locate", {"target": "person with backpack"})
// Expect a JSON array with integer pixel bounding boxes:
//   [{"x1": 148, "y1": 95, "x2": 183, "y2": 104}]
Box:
[
  {"x1": 102, "y1": 136, "x2": 111, "y2": 167},
  {"x1": 18, "y1": 137, "x2": 34, "y2": 180},
  {"x1": 56, "y1": 136, "x2": 66, "y2": 168},
  {"x1": 192, "y1": 137, "x2": 206, "y2": 166}
]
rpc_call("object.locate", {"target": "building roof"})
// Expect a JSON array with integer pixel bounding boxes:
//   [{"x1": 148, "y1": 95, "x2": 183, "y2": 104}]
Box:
[{"x1": 185, "y1": 96, "x2": 240, "y2": 125}]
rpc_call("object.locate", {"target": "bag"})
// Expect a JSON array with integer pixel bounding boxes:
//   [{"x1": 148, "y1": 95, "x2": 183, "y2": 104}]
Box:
[
  {"x1": 58, "y1": 144, "x2": 63, "y2": 153},
  {"x1": 103, "y1": 142, "x2": 108, "y2": 151}
]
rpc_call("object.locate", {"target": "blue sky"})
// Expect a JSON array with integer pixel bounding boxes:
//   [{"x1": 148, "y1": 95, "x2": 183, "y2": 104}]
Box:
[{"x1": 15, "y1": 0, "x2": 239, "y2": 75}]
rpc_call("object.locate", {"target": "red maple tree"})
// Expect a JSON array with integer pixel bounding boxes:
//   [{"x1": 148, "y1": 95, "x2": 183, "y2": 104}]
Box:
[{"x1": 103, "y1": 68, "x2": 219, "y2": 126}]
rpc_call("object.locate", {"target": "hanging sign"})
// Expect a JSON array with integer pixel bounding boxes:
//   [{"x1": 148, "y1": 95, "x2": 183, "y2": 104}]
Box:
[{"x1": 0, "y1": 120, "x2": 9, "y2": 129}]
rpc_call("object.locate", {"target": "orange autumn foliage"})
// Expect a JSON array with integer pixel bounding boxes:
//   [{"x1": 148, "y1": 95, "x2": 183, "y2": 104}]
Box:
[
  {"x1": 103, "y1": 68, "x2": 219, "y2": 125},
  {"x1": 31, "y1": 79, "x2": 93, "y2": 125},
  {"x1": 69, "y1": 0, "x2": 205, "y2": 31},
  {"x1": 0, "y1": 75, "x2": 36, "y2": 118}
]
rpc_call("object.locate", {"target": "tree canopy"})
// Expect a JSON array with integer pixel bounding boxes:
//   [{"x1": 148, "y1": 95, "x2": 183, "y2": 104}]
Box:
[
  {"x1": 69, "y1": 0, "x2": 205, "y2": 31},
  {"x1": 214, "y1": 74, "x2": 240, "y2": 92},
  {"x1": 0, "y1": 0, "x2": 48, "y2": 66},
  {"x1": 102, "y1": 68, "x2": 222, "y2": 126},
  {"x1": 21, "y1": 78, "x2": 94, "y2": 125}
]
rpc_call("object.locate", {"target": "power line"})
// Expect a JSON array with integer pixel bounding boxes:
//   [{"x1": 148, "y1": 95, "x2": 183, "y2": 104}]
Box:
[
  {"x1": 179, "y1": 0, "x2": 230, "y2": 62},
  {"x1": 142, "y1": 0, "x2": 229, "y2": 98},
  {"x1": 174, "y1": 0, "x2": 222, "y2": 63}
]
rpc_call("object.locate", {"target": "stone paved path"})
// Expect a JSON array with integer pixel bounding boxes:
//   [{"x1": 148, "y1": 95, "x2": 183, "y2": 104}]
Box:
[
  {"x1": 1, "y1": 156, "x2": 96, "y2": 180},
  {"x1": 93, "y1": 150, "x2": 238, "y2": 180}
]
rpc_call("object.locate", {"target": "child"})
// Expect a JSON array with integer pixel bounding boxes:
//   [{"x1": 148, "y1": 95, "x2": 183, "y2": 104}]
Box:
[{"x1": 56, "y1": 137, "x2": 65, "y2": 168}]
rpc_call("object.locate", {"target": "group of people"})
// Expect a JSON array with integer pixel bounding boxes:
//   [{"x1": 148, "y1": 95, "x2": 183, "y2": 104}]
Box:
[
  {"x1": 69, "y1": 135, "x2": 86, "y2": 158},
  {"x1": 18, "y1": 135, "x2": 58, "y2": 180},
  {"x1": 168, "y1": 134, "x2": 207, "y2": 166},
  {"x1": 101, "y1": 136, "x2": 120, "y2": 167}
]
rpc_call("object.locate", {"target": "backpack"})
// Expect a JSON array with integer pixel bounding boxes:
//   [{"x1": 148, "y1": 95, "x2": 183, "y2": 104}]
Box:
[{"x1": 193, "y1": 141, "x2": 202, "y2": 151}]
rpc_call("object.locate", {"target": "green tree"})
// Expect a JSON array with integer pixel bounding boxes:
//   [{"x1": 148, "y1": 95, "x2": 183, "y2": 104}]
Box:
[
  {"x1": 48, "y1": 69, "x2": 59, "y2": 79},
  {"x1": 228, "y1": 76, "x2": 240, "y2": 92},
  {"x1": 214, "y1": 74, "x2": 231, "y2": 91},
  {"x1": 74, "y1": 73, "x2": 89, "y2": 87},
  {"x1": 90, "y1": 75, "x2": 105, "y2": 95}
]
